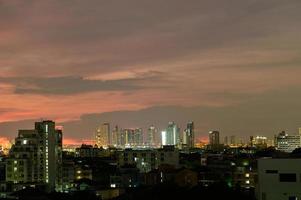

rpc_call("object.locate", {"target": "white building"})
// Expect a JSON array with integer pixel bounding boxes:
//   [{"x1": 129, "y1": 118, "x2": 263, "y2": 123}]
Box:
[
  {"x1": 117, "y1": 146, "x2": 179, "y2": 172},
  {"x1": 161, "y1": 122, "x2": 180, "y2": 146},
  {"x1": 257, "y1": 158, "x2": 301, "y2": 200},
  {"x1": 275, "y1": 131, "x2": 301, "y2": 153}
]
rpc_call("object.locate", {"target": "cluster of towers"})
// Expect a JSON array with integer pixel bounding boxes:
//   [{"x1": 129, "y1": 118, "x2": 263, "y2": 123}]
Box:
[{"x1": 95, "y1": 121, "x2": 195, "y2": 149}]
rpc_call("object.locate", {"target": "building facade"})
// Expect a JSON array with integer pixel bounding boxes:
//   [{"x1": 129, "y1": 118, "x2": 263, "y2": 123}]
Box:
[
  {"x1": 183, "y1": 121, "x2": 194, "y2": 149},
  {"x1": 257, "y1": 158, "x2": 301, "y2": 200},
  {"x1": 6, "y1": 120, "x2": 62, "y2": 192},
  {"x1": 96, "y1": 123, "x2": 110, "y2": 148},
  {"x1": 161, "y1": 122, "x2": 180, "y2": 146},
  {"x1": 275, "y1": 131, "x2": 301, "y2": 153}
]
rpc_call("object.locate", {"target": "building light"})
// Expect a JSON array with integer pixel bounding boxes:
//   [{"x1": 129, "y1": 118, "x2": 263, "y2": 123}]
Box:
[
  {"x1": 77, "y1": 170, "x2": 82, "y2": 174},
  {"x1": 245, "y1": 173, "x2": 250, "y2": 178},
  {"x1": 110, "y1": 184, "x2": 116, "y2": 188},
  {"x1": 14, "y1": 167, "x2": 17, "y2": 172},
  {"x1": 245, "y1": 180, "x2": 250, "y2": 184},
  {"x1": 22, "y1": 140, "x2": 28, "y2": 145},
  {"x1": 14, "y1": 160, "x2": 18, "y2": 164}
]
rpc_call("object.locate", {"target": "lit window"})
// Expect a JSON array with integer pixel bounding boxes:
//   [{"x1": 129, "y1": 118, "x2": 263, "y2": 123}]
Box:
[
  {"x1": 245, "y1": 173, "x2": 250, "y2": 178},
  {"x1": 23, "y1": 140, "x2": 28, "y2": 145},
  {"x1": 110, "y1": 184, "x2": 116, "y2": 188},
  {"x1": 245, "y1": 180, "x2": 250, "y2": 184}
]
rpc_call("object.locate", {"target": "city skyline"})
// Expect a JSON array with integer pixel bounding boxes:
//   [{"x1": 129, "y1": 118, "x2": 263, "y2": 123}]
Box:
[{"x1": 1, "y1": 0, "x2": 301, "y2": 144}]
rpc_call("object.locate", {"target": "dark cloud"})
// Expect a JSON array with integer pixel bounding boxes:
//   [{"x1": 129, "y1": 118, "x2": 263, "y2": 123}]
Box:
[{"x1": 0, "y1": 71, "x2": 166, "y2": 95}]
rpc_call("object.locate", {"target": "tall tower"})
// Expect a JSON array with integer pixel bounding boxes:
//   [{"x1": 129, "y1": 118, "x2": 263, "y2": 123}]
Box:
[
  {"x1": 147, "y1": 125, "x2": 158, "y2": 147},
  {"x1": 96, "y1": 123, "x2": 110, "y2": 147},
  {"x1": 209, "y1": 130, "x2": 220, "y2": 145},
  {"x1": 111, "y1": 125, "x2": 119, "y2": 147},
  {"x1": 6, "y1": 120, "x2": 62, "y2": 192},
  {"x1": 161, "y1": 122, "x2": 180, "y2": 146},
  {"x1": 183, "y1": 121, "x2": 195, "y2": 148}
]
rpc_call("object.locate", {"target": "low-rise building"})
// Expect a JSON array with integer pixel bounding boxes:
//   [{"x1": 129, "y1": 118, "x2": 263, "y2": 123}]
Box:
[{"x1": 257, "y1": 158, "x2": 301, "y2": 200}]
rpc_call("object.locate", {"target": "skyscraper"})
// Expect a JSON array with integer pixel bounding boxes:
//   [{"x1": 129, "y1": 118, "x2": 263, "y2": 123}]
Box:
[
  {"x1": 147, "y1": 125, "x2": 158, "y2": 147},
  {"x1": 161, "y1": 122, "x2": 180, "y2": 146},
  {"x1": 183, "y1": 121, "x2": 195, "y2": 148},
  {"x1": 209, "y1": 130, "x2": 220, "y2": 146},
  {"x1": 6, "y1": 120, "x2": 62, "y2": 192},
  {"x1": 96, "y1": 123, "x2": 110, "y2": 147},
  {"x1": 111, "y1": 125, "x2": 119, "y2": 147}
]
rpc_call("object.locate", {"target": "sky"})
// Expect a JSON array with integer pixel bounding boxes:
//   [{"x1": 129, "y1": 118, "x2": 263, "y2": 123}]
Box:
[{"x1": 1, "y1": 0, "x2": 301, "y2": 144}]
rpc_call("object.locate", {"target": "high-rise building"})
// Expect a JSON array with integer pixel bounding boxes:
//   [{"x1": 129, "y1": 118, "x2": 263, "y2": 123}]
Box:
[
  {"x1": 111, "y1": 125, "x2": 119, "y2": 147},
  {"x1": 224, "y1": 136, "x2": 229, "y2": 146},
  {"x1": 230, "y1": 135, "x2": 236, "y2": 146},
  {"x1": 161, "y1": 122, "x2": 180, "y2": 146},
  {"x1": 134, "y1": 128, "x2": 143, "y2": 146},
  {"x1": 209, "y1": 131, "x2": 220, "y2": 145},
  {"x1": 275, "y1": 131, "x2": 301, "y2": 153},
  {"x1": 119, "y1": 128, "x2": 143, "y2": 147},
  {"x1": 96, "y1": 123, "x2": 110, "y2": 148},
  {"x1": 147, "y1": 125, "x2": 158, "y2": 147},
  {"x1": 6, "y1": 120, "x2": 62, "y2": 192},
  {"x1": 250, "y1": 136, "x2": 268, "y2": 148},
  {"x1": 183, "y1": 122, "x2": 194, "y2": 148}
]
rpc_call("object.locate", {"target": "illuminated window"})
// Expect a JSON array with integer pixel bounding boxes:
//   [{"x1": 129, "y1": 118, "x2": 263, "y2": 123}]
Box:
[
  {"x1": 245, "y1": 173, "x2": 250, "y2": 178},
  {"x1": 245, "y1": 180, "x2": 250, "y2": 184}
]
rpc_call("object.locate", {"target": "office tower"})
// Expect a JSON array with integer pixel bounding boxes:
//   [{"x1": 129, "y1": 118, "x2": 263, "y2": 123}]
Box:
[
  {"x1": 183, "y1": 121, "x2": 195, "y2": 148},
  {"x1": 275, "y1": 131, "x2": 301, "y2": 153},
  {"x1": 230, "y1": 135, "x2": 236, "y2": 146},
  {"x1": 209, "y1": 131, "x2": 220, "y2": 145},
  {"x1": 251, "y1": 136, "x2": 268, "y2": 148},
  {"x1": 134, "y1": 128, "x2": 143, "y2": 146},
  {"x1": 111, "y1": 125, "x2": 119, "y2": 147},
  {"x1": 161, "y1": 122, "x2": 180, "y2": 146},
  {"x1": 224, "y1": 136, "x2": 229, "y2": 145},
  {"x1": 6, "y1": 120, "x2": 62, "y2": 192},
  {"x1": 147, "y1": 125, "x2": 158, "y2": 147},
  {"x1": 122, "y1": 129, "x2": 134, "y2": 147},
  {"x1": 96, "y1": 123, "x2": 110, "y2": 147}
]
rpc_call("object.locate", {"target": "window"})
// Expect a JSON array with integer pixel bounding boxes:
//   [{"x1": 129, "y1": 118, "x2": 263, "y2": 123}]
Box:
[
  {"x1": 279, "y1": 173, "x2": 296, "y2": 182},
  {"x1": 266, "y1": 170, "x2": 278, "y2": 174}
]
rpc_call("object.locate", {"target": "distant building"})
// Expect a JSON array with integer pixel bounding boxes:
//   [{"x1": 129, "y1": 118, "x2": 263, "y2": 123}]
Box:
[
  {"x1": 209, "y1": 131, "x2": 220, "y2": 146},
  {"x1": 147, "y1": 125, "x2": 158, "y2": 147},
  {"x1": 120, "y1": 128, "x2": 143, "y2": 148},
  {"x1": 96, "y1": 123, "x2": 110, "y2": 148},
  {"x1": 275, "y1": 131, "x2": 301, "y2": 153},
  {"x1": 224, "y1": 136, "x2": 228, "y2": 146},
  {"x1": 117, "y1": 146, "x2": 180, "y2": 172},
  {"x1": 161, "y1": 122, "x2": 180, "y2": 146},
  {"x1": 6, "y1": 120, "x2": 62, "y2": 192},
  {"x1": 250, "y1": 136, "x2": 268, "y2": 149},
  {"x1": 257, "y1": 158, "x2": 301, "y2": 200},
  {"x1": 183, "y1": 122, "x2": 194, "y2": 149},
  {"x1": 111, "y1": 125, "x2": 119, "y2": 147},
  {"x1": 230, "y1": 135, "x2": 236, "y2": 146}
]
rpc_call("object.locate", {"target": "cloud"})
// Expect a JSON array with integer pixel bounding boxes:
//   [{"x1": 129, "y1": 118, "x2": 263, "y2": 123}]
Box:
[
  {"x1": 0, "y1": 0, "x2": 301, "y2": 140},
  {"x1": 0, "y1": 71, "x2": 166, "y2": 95}
]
